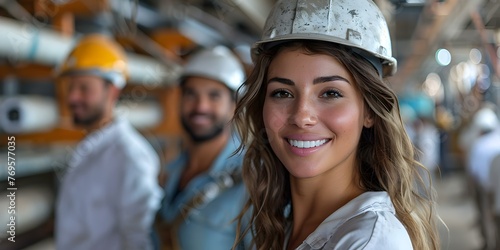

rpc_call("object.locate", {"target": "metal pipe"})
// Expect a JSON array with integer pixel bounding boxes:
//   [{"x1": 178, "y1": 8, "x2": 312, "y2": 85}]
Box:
[
  {"x1": 0, "y1": 16, "x2": 181, "y2": 85},
  {"x1": 470, "y1": 10, "x2": 500, "y2": 79}
]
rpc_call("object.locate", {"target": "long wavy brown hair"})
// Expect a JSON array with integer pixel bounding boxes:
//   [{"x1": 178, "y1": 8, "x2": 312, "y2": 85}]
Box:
[{"x1": 233, "y1": 41, "x2": 439, "y2": 250}]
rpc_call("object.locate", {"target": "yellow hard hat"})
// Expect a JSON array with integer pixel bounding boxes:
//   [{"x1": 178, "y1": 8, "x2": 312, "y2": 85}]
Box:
[{"x1": 59, "y1": 34, "x2": 128, "y2": 88}]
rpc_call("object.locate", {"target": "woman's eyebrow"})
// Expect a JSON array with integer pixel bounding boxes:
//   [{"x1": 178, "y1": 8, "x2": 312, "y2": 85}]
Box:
[
  {"x1": 313, "y1": 75, "x2": 350, "y2": 85},
  {"x1": 267, "y1": 77, "x2": 294, "y2": 85},
  {"x1": 267, "y1": 75, "x2": 350, "y2": 85}
]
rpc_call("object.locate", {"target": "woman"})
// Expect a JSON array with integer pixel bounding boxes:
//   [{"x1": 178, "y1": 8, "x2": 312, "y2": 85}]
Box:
[{"x1": 233, "y1": 0, "x2": 439, "y2": 249}]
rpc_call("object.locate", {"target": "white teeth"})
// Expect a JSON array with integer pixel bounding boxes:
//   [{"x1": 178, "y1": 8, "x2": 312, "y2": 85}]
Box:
[{"x1": 288, "y1": 139, "x2": 328, "y2": 148}]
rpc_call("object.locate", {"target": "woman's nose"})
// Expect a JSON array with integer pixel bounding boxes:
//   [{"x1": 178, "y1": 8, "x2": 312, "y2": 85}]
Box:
[{"x1": 288, "y1": 97, "x2": 318, "y2": 128}]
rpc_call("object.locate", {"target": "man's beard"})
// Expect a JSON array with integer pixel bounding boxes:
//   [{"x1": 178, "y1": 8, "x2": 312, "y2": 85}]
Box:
[
  {"x1": 181, "y1": 113, "x2": 226, "y2": 143},
  {"x1": 71, "y1": 104, "x2": 105, "y2": 127}
]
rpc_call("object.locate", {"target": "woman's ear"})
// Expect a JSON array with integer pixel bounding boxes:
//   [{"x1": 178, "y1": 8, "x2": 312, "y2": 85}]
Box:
[{"x1": 364, "y1": 111, "x2": 374, "y2": 128}]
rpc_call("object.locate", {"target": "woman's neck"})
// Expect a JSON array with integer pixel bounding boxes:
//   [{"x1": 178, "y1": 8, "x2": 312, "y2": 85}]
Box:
[{"x1": 287, "y1": 166, "x2": 363, "y2": 250}]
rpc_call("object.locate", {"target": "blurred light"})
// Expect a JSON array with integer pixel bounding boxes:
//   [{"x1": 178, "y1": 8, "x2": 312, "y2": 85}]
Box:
[
  {"x1": 456, "y1": 62, "x2": 465, "y2": 77},
  {"x1": 436, "y1": 48, "x2": 451, "y2": 66},
  {"x1": 477, "y1": 64, "x2": 492, "y2": 93},
  {"x1": 454, "y1": 62, "x2": 477, "y2": 94},
  {"x1": 477, "y1": 78, "x2": 491, "y2": 92},
  {"x1": 462, "y1": 62, "x2": 478, "y2": 82},
  {"x1": 423, "y1": 73, "x2": 443, "y2": 98},
  {"x1": 449, "y1": 65, "x2": 459, "y2": 82},
  {"x1": 479, "y1": 64, "x2": 490, "y2": 78},
  {"x1": 406, "y1": 0, "x2": 426, "y2": 3},
  {"x1": 469, "y1": 48, "x2": 482, "y2": 64}
]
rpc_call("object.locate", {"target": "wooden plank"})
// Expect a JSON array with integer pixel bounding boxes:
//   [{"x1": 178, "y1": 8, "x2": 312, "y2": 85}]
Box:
[
  {"x1": 148, "y1": 86, "x2": 182, "y2": 136},
  {"x1": 0, "y1": 64, "x2": 54, "y2": 79},
  {"x1": 16, "y1": 0, "x2": 110, "y2": 17},
  {"x1": 2, "y1": 128, "x2": 85, "y2": 146},
  {"x1": 51, "y1": 12, "x2": 75, "y2": 37},
  {"x1": 151, "y1": 29, "x2": 196, "y2": 54}
]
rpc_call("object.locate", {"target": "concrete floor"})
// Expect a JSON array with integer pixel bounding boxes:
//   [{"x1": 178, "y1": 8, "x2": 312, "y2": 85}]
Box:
[{"x1": 437, "y1": 171, "x2": 484, "y2": 250}]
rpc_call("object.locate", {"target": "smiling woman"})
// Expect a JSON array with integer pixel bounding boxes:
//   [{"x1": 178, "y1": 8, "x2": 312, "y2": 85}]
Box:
[
  {"x1": 232, "y1": 0, "x2": 440, "y2": 250},
  {"x1": 263, "y1": 49, "x2": 370, "y2": 179}
]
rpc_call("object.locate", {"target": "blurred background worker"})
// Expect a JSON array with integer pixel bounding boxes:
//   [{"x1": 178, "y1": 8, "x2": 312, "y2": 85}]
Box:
[
  {"x1": 490, "y1": 153, "x2": 500, "y2": 245},
  {"x1": 466, "y1": 105, "x2": 500, "y2": 250},
  {"x1": 55, "y1": 34, "x2": 163, "y2": 250},
  {"x1": 157, "y1": 46, "x2": 248, "y2": 250},
  {"x1": 400, "y1": 93, "x2": 440, "y2": 189}
]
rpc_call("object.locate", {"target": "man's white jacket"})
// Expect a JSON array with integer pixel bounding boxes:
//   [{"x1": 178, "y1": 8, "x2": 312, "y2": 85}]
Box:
[{"x1": 56, "y1": 118, "x2": 163, "y2": 250}]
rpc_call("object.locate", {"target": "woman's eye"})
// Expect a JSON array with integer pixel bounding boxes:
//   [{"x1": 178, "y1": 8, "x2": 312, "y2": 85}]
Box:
[
  {"x1": 270, "y1": 89, "x2": 293, "y2": 98},
  {"x1": 321, "y1": 90, "x2": 343, "y2": 99}
]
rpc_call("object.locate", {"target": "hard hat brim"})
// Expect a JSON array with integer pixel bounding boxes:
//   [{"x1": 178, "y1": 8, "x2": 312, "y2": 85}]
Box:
[
  {"x1": 59, "y1": 68, "x2": 126, "y2": 89},
  {"x1": 251, "y1": 33, "x2": 397, "y2": 77}
]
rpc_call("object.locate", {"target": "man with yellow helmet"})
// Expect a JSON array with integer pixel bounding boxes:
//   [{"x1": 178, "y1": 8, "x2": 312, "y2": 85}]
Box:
[{"x1": 55, "y1": 34, "x2": 162, "y2": 250}]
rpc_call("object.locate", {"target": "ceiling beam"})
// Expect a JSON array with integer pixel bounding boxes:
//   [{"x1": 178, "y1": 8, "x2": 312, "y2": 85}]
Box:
[
  {"x1": 391, "y1": 0, "x2": 486, "y2": 91},
  {"x1": 470, "y1": 10, "x2": 500, "y2": 78},
  {"x1": 229, "y1": 0, "x2": 273, "y2": 30}
]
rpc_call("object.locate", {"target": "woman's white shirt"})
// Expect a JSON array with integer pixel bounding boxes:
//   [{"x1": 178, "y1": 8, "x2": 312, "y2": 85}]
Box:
[{"x1": 285, "y1": 191, "x2": 413, "y2": 250}]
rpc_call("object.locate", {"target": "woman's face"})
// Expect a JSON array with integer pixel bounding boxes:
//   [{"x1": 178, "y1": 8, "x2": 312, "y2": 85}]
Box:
[{"x1": 263, "y1": 48, "x2": 373, "y2": 179}]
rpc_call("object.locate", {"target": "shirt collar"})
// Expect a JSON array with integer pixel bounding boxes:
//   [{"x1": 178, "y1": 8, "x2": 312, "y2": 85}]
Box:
[
  {"x1": 70, "y1": 118, "x2": 127, "y2": 167},
  {"x1": 207, "y1": 133, "x2": 243, "y2": 176},
  {"x1": 302, "y1": 191, "x2": 395, "y2": 249}
]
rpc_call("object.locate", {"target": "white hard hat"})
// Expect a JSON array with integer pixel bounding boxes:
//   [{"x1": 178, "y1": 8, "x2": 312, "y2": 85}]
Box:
[
  {"x1": 473, "y1": 107, "x2": 499, "y2": 132},
  {"x1": 181, "y1": 46, "x2": 246, "y2": 92},
  {"x1": 253, "y1": 0, "x2": 397, "y2": 77}
]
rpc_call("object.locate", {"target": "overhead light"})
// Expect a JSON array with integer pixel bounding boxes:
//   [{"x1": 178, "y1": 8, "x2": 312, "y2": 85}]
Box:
[
  {"x1": 406, "y1": 0, "x2": 425, "y2": 4},
  {"x1": 423, "y1": 73, "x2": 442, "y2": 96},
  {"x1": 469, "y1": 48, "x2": 482, "y2": 64},
  {"x1": 435, "y1": 48, "x2": 451, "y2": 66}
]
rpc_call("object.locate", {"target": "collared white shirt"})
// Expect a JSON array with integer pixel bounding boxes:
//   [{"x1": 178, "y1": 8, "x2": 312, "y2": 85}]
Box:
[
  {"x1": 285, "y1": 191, "x2": 413, "y2": 250},
  {"x1": 56, "y1": 118, "x2": 163, "y2": 250},
  {"x1": 469, "y1": 127, "x2": 500, "y2": 191}
]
